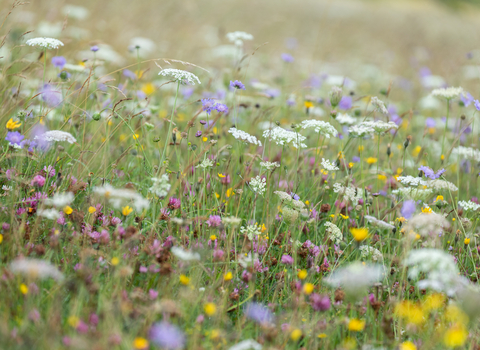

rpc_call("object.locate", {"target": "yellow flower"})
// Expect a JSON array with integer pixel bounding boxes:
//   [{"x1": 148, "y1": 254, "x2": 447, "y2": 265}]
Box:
[
  {"x1": 63, "y1": 206, "x2": 73, "y2": 215},
  {"x1": 444, "y1": 324, "x2": 468, "y2": 348},
  {"x1": 215, "y1": 192, "x2": 220, "y2": 199},
  {"x1": 421, "y1": 206, "x2": 432, "y2": 214},
  {"x1": 260, "y1": 224, "x2": 267, "y2": 233},
  {"x1": 202, "y1": 137, "x2": 208, "y2": 142},
  {"x1": 133, "y1": 133, "x2": 140, "y2": 140},
  {"x1": 88, "y1": 206, "x2": 96, "y2": 214},
  {"x1": 423, "y1": 293, "x2": 445, "y2": 312},
  {"x1": 141, "y1": 83, "x2": 156, "y2": 95},
  {"x1": 0, "y1": 234, "x2": 3, "y2": 244},
  {"x1": 210, "y1": 235, "x2": 217, "y2": 241},
  {"x1": 179, "y1": 274, "x2": 190, "y2": 285},
  {"x1": 445, "y1": 305, "x2": 469, "y2": 325},
  {"x1": 226, "y1": 188, "x2": 234, "y2": 198},
  {"x1": 6, "y1": 118, "x2": 21, "y2": 130},
  {"x1": 111, "y1": 257, "x2": 120, "y2": 266},
  {"x1": 435, "y1": 195, "x2": 444, "y2": 202},
  {"x1": 67, "y1": 315, "x2": 79, "y2": 328},
  {"x1": 350, "y1": 227, "x2": 368, "y2": 242},
  {"x1": 340, "y1": 214, "x2": 349, "y2": 219},
  {"x1": 122, "y1": 206, "x2": 133, "y2": 216},
  {"x1": 133, "y1": 337, "x2": 149, "y2": 350},
  {"x1": 348, "y1": 318, "x2": 365, "y2": 332},
  {"x1": 395, "y1": 301, "x2": 424, "y2": 325},
  {"x1": 224, "y1": 272, "x2": 233, "y2": 281},
  {"x1": 399, "y1": 341, "x2": 417, "y2": 350},
  {"x1": 358, "y1": 145, "x2": 364, "y2": 152},
  {"x1": 366, "y1": 157, "x2": 377, "y2": 164},
  {"x1": 378, "y1": 174, "x2": 387, "y2": 181},
  {"x1": 20, "y1": 283, "x2": 28, "y2": 295},
  {"x1": 297, "y1": 269, "x2": 308, "y2": 280},
  {"x1": 464, "y1": 238, "x2": 471, "y2": 245},
  {"x1": 441, "y1": 154, "x2": 445, "y2": 161},
  {"x1": 290, "y1": 328, "x2": 302, "y2": 341},
  {"x1": 412, "y1": 146, "x2": 422, "y2": 157},
  {"x1": 303, "y1": 283, "x2": 314, "y2": 295},
  {"x1": 348, "y1": 162, "x2": 354, "y2": 168},
  {"x1": 218, "y1": 173, "x2": 225, "y2": 178},
  {"x1": 204, "y1": 302, "x2": 216, "y2": 316},
  {"x1": 317, "y1": 333, "x2": 327, "y2": 339},
  {"x1": 304, "y1": 101, "x2": 314, "y2": 109}
]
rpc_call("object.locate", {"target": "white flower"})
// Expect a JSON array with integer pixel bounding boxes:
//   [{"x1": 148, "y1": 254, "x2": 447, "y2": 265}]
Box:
[
  {"x1": 360, "y1": 246, "x2": 383, "y2": 261},
  {"x1": 196, "y1": 158, "x2": 214, "y2": 169},
  {"x1": 170, "y1": 246, "x2": 200, "y2": 261},
  {"x1": 228, "y1": 339, "x2": 262, "y2": 350},
  {"x1": 452, "y1": 146, "x2": 480, "y2": 162},
  {"x1": 404, "y1": 249, "x2": 459, "y2": 295},
  {"x1": 44, "y1": 192, "x2": 74, "y2": 208},
  {"x1": 228, "y1": 127, "x2": 262, "y2": 146},
  {"x1": 259, "y1": 161, "x2": 280, "y2": 170},
  {"x1": 62, "y1": 5, "x2": 89, "y2": 20},
  {"x1": 392, "y1": 187, "x2": 433, "y2": 200},
  {"x1": 349, "y1": 121, "x2": 397, "y2": 137},
  {"x1": 397, "y1": 176, "x2": 427, "y2": 187},
  {"x1": 364, "y1": 215, "x2": 395, "y2": 230},
  {"x1": 38, "y1": 208, "x2": 61, "y2": 220},
  {"x1": 333, "y1": 183, "x2": 363, "y2": 205},
  {"x1": 93, "y1": 184, "x2": 149, "y2": 211},
  {"x1": 425, "y1": 179, "x2": 458, "y2": 192},
  {"x1": 263, "y1": 127, "x2": 307, "y2": 149},
  {"x1": 249, "y1": 175, "x2": 266, "y2": 196},
  {"x1": 158, "y1": 68, "x2": 201, "y2": 85},
  {"x1": 348, "y1": 124, "x2": 375, "y2": 138},
  {"x1": 274, "y1": 191, "x2": 306, "y2": 210},
  {"x1": 321, "y1": 158, "x2": 339, "y2": 171},
  {"x1": 26, "y1": 37, "x2": 64, "y2": 49},
  {"x1": 226, "y1": 31, "x2": 254, "y2": 46},
  {"x1": 324, "y1": 221, "x2": 342, "y2": 244},
  {"x1": 222, "y1": 216, "x2": 242, "y2": 226},
  {"x1": 10, "y1": 258, "x2": 64, "y2": 281},
  {"x1": 431, "y1": 86, "x2": 464, "y2": 100},
  {"x1": 370, "y1": 96, "x2": 389, "y2": 115},
  {"x1": 240, "y1": 224, "x2": 262, "y2": 241},
  {"x1": 238, "y1": 252, "x2": 259, "y2": 268},
  {"x1": 35, "y1": 130, "x2": 76, "y2": 144},
  {"x1": 149, "y1": 175, "x2": 171, "y2": 198},
  {"x1": 335, "y1": 113, "x2": 357, "y2": 125},
  {"x1": 299, "y1": 120, "x2": 338, "y2": 138},
  {"x1": 459, "y1": 200, "x2": 480, "y2": 212},
  {"x1": 404, "y1": 213, "x2": 450, "y2": 238}
]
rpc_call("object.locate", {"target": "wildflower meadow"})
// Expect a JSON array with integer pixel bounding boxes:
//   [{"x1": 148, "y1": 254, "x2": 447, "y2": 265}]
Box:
[{"x1": 2, "y1": 1, "x2": 480, "y2": 349}]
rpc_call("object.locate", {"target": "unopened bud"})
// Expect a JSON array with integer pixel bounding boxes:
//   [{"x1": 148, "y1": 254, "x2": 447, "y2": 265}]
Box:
[{"x1": 329, "y1": 86, "x2": 343, "y2": 108}]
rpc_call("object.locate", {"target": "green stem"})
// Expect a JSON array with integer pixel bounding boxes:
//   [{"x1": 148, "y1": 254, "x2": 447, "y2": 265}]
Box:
[
  {"x1": 159, "y1": 81, "x2": 180, "y2": 171},
  {"x1": 441, "y1": 99, "x2": 450, "y2": 161}
]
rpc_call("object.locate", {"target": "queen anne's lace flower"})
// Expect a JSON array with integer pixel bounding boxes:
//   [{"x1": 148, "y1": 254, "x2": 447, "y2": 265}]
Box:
[
  {"x1": 321, "y1": 158, "x2": 339, "y2": 171},
  {"x1": 158, "y1": 69, "x2": 201, "y2": 85},
  {"x1": 333, "y1": 183, "x2": 363, "y2": 205},
  {"x1": 196, "y1": 158, "x2": 214, "y2": 169},
  {"x1": 425, "y1": 179, "x2": 458, "y2": 192},
  {"x1": 26, "y1": 37, "x2": 64, "y2": 49},
  {"x1": 360, "y1": 246, "x2": 383, "y2": 261},
  {"x1": 38, "y1": 208, "x2": 61, "y2": 220},
  {"x1": 240, "y1": 224, "x2": 262, "y2": 240},
  {"x1": 299, "y1": 120, "x2": 338, "y2": 138},
  {"x1": 458, "y1": 200, "x2": 480, "y2": 212},
  {"x1": 35, "y1": 130, "x2": 76, "y2": 144},
  {"x1": 260, "y1": 161, "x2": 280, "y2": 170},
  {"x1": 397, "y1": 176, "x2": 427, "y2": 187},
  {"x1": 149, "y1": 175, "x2": 171, "y2": 198},
  {"x1": 228, "y1": 128, "x2": 262, "y2": 146},
  {"x1": 370, "y1": 96, "x2": 389, "y2": 115},
  {"x1": 44, "y1": 192, "x2": 74, "y2": 207},
  {"x1": 325, "y1": 221, "x2": 342, "y2": 244},
  {"x1": 392, "y1": 187, "x2": 433, "y2": 200},
  {"x1": 249, "y1": 175, "x2": 266, "y2": 196},
  {"x1": 349, "y1": 121, "x2": 397, "y2": 137},
  {"x1": 452, "y1": 146, "x2": 480, "y2": 162},
  {"x1": 94, "y1": 184, "x2": 149, "y2": 211},
  {"x1": 263, "y1": 127, "x2": 307, "y2": 148},
  {"x1": 226, "y1": 31, "x2": 254, "y2": 46},
  {"x1": 335, "y1": 113, "x2": 357, "y2": 125},
  {"x1": 430, "y1": 87, "x2": 464, "y2": 100},
  {"x1": 171, "y1": 246, "x2": 200, "y2": 261}
]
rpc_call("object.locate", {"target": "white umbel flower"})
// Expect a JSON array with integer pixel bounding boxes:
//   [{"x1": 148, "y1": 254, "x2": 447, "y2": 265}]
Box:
[
  {"x1": 452, "y1": 146, "x2": 480, "y2": 162},
  {"x1": 360, "y1": 246, "x2": 383, "y2": 261},
  {"x1": 263, "y1": 127, "x2": 307, "y2": 149},
  {"x1": 93, "y1": 184, "x2": 149, "y2": 211},
  {"x1": 149, "y1": 175, "x2": 171, "y2": 198},
  {"x1": 321, "y1": 158, "x2": 339, "y2": 171},
  {"x1": 222, "y1": 216, "x2": 242, "y2": 226},
  {"x1": 35, "y1": 130, "x2": 76, "y2": 144},
  {"x1": 196, "y1": 158, "x2": 214, "y2": 169},
  {"x1": 299, "y1": 120, "x2": 338, "y2": 138},
  {"x1": 26, "y1": 37, "x2": 64, "y2": 49},
  {"x1": 260, "y1": 161, "x2": 280, "y2": 170},
  {"x1": 370, "y1": 96, "x2": 389, "y2": 115},
  {"x1": 240, "y1": 224, "x2": 262, "y2": 240},
  {"x1": 392, "y1": 187, "x2": 433, "y2": 200},
  {"x1": 158, "y1": 68, "x2": 201, "y2": 85},
  {"x1": 171, "y1": 246, "x2": 200, "y2": 261},
  {"x1": 249, "y1": 175, "x2": 266, "y2": 196},
  {"x1": 425, "y1": 179, "x2": 458, "y2": 192},
  {"x1": 364, "y1": 215, "x2": 394, "y2": 230},
  {"x1": 333, "y1": 183, "x2": 363, "y2": 205},
  {"x1": 335, "y1": 113, "x2": 357, "y2": 125},
  {"x1": 324, "y1": 221, "x2": 342, "y2": 244},
  {"x1": 38, "y1": 208, "x2": 61, "y2": 220},
  {"x1": 44, "y1": 192, "x2": 74, "y2": 208},
  {"x1": 228, "y1": 339, "x2": 262, "y2": 350},
  {"x1": 430, "y1": 86, "x2": 464, "y2": 100},
  {"x1": 228, "y1": 127, "x2": 262, "y2": 146},
  {"x1": 349, "y1": 121, "x2": 397, "y2": 137},
  {"x1": 458, "y1": 200, "x2": 480, "y2": 212},
  {"x1": 226, "y1": 31, "x2": 254, "y2": 46},
  {"x1": 10, "y1": 258, "x2": 64, "y2": 281},
  {"x1": 397, "y1": 176, "x2": 427, "y2": 187}
]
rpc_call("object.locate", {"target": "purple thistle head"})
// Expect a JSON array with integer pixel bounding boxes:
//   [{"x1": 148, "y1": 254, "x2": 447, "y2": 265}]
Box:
[
  {"x1": 244, "y1": 302, "x2": 274, "y2": 324},
  {"x1": 310, "y1": 293, "x2": 331, "y2": 311},
  {"x1": 281, "y1": 254, "x2": 294, "y2": 265},
  {"x1": 90, "y1": 45, "x2": 99, "y2": 52},
  {"x1": 201, "y1": 98, "x2": 216, "y2": 115},
  {"x1": 230, "y1": 80, "x2": 246, "y2": 90},
  {"x1": 51, "y1": 56, "x2": 66, "y2": 69},
  {"x1": 149, "y1": 322, "x2": 185, "y2": 350},
  {"x1": 206, "y1": 215, "x2": 222, "y2": 228},
  {"x1": 5, "y1": 131, "x2": 24, "y2": 146},
  {"x1": 401, "y1": 200, "x2": 416, "y2": 219},
  {"x1": 281, "y1": 53, "x2": 294, "y2": 63}
]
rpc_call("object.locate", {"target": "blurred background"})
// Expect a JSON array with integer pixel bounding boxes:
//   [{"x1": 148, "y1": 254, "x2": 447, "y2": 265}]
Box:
[{"x1": 3, "y1": 0, "x2": 480, "y2": 93}]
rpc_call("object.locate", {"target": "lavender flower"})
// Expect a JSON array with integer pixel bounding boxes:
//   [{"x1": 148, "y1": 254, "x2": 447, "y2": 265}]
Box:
[
  {"x1": 123, "y1": 69, "x2": 136, "y2": 80},
  {"x1": 90, "y1": 45, "x2": 99, "y2": 52},
  {"x1": 419, "y1": 165, "x2": 446, "y2": 180},
  {"x1": 281, "y1": 254, "x2": 294, "y2": 265},
  {"x1": 230, "y1": 80, "x2": 246, "y2": 90},
  {"x1": 149, "y1": 322, "x2": 185, "y2": 349},
  {"x1": 201, "y1": 98, "x2": 216, "y2": 115},
  {"x1": 206, "y1": 215, "x2": 222, "y2": 228},
  {"x1": 215, "y1": 103, "x2": 229, "y2": 114},
  {"x1": 51, "y1": 56, "x2": 66, "y2": 69},
  {"x1": 281, "y1": 53, "x2": 294, "y2": 63},
  {"x1": 310, "y1": 293, "x2": 331, "y2": 311},
  {"x1": 244, "y1": 302, "x2": 274, "y2": 324},
  {"x1": 5, "y1": 131, "x2": 24, "y2": 146},
  {"x1": 41, "y1": 84, "x2": 63, "y2": 108},
  {"x1": 475, "y1": 99, "x2": 480, "y2": 111},
  {"x1": 401, "y1": 200, "x2": 416, "y2": 219}
]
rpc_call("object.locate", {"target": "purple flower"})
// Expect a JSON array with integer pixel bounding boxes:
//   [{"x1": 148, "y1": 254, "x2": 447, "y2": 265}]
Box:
[
  {"x1": 206, "y1": 215, "x2": 222, "y2": 228},
  {"x1": 182, "y1": 87, "x2": 194, "y2": 99},
  {"x1": 310, "y1": 293, "x2": 331, "y2": 311},
  {"x1": 425, "y1": 118, "x2": 436, "y2": 128},
  {"x1": 215, "y1": 103, "x2": 229, "y2": 114},
  {"x1": 201, "y1": 98, "x2": 216, "y2": 115},
  {"x1": 244, "y1": 302, "x2": 274, "y2": 324},
  {"x1": 31, "y1": 175, "x2": 46, "y2": 187},
  {"x1": 290, "y1": 192, "x2": 300, "y2": 201},
  {"x1": 401, "y1": 200, "x2": 416, "y2": 219},
  {"x1": 90, "y1": 45, "x2": 99, "y2": 52},
  {"x1": 265, "y1": 89, "x2": 280, "y2": 98},
  {"x1": 475, "y1": 99, "x2": 480, "y2": 111},
  {"x1": 230, "y1": 80, "x2": 246, "y2": 90},
  {"x1": 168, "y1": 197, "x2": 181, "y2": 210},
  {"x1": 419, "y1": 165, "x2": 445, "y2": 180},
  {"x1": 461, "y1": 92, "x2": 474, "y2": 107},
  {"x1": 123, "y1": 69, "x2": 136, "y2": 80},
  {"x1": 5, "y1": 131, "x2": 24, "y2": 146},
  {"x1": 195, "y1": 130, "x2": 202, "y2": 137},
  {"x1": 286, "y1": 98, "x2": 296, "y2": 106},
  {"x1": 281, "y1": 53, "x2": 294, "y2": 63},
  {"x1": 149, "y1": 322, "x2": 185, "y2": 350},
  {"x1": 44, "y1": 165, "x2": 56, "y2": 177},
  {"x1": 149, "y1": 289, "x2": 159, "y2": 299},
  {"x1": 281, "y1": 254, "x2": 294, "y2": 265},
  {"x1": 352, "y1": 156, "x2": 360, "y2": 163},
  {"x1": 41, "y1": 84, "x2": 62, "y2": 107},
  {"x1": 338, "y1": 96, "x2": 352, "y2": 110},
  {"x1": 51, "y1": 56, "x2": 66, "y2": 69}
]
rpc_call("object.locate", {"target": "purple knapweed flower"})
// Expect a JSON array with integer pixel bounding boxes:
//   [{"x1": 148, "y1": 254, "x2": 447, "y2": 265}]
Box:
[
  {"x1": 168, "y1": 197, "x2": 181, "y2": 210},
  {"x1": 281, "y1": 53, "x2": 294, "y2": 63},
  {"x1": 310, "y1": 293, "x2": 331, "y2": 311},
  {"x1": 5, "y1": 131, "x2": 24, "y2": 146},
  {"x1": 201, "y1": 98, "x2": 216, "y2": 115},
  {"x1": 281, "y1": 254, "x2": 294, "y2": 265},
  {"x1": 401, "y1": 200, "x2": 416, "y2": 219},
  {"x1": 149, "y1": 322, "x2": 185, "y2": 350},
  {"x1": 51, "y1": 56, "x2": 66, "y2": 69},
  {"x1": 230, "y1": 80, "x2": 246, "y2": 90},
  {"x1": 195, "y1": 130, "x2": 202, "y2": 137},
  {"x1": 244, "y1": 302, "x2": 274, "y2": 324},
  {"x1": 474, "y1": 99, "x2": 480, "y2": 111}
]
